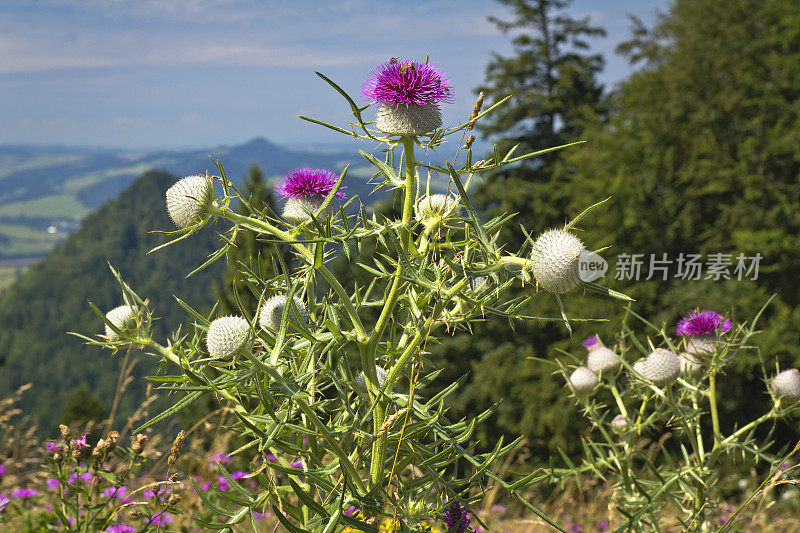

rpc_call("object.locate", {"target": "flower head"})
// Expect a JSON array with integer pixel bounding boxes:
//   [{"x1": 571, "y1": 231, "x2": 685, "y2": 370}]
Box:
[
  {"x1": 258, "y1": 294, "x2": 309, "y2": 331},
  {"x1": 104, "y1": 305, "x2": 137, "y2": 339},
  {"x1": 363, "y1": 59, "x2": 453, "y2": 108},
  {"x1": 11, "y1": 488, "x2": 38, "y2": 499},
  {"x1": 530, "y1": 229, "x2": 586, "y2": 294},
  {"x1": 276, "y1": 168, "x2": 346, "y2": 200},
  {"x1": 442, "y1": 501, "x2": 471, "y2": 533},
  {"x1": 772, "y1": 369, "x2": 800, "y2": 400},
  {"x1": 44, "y1": 441, "x2": 63, "y2": 452},
  {"x1": 642, "y1": 348, "x2": 680, "y2": 385},
  {"x1": 567, "y1": 367, "x2": 598, "y2": 394},
  {"x1": 415, "y1": 194, "x2": 462, "y2": 228},
  {"x1": 165, "y1": 174, "x2": 215, "y2": 229},
  {"x1": 676, "y1": 310, "x2": 732, "y2": 336},
  {"x1": 208, "y1": 451, "x2": 232, "y2": 465},
  {"x1": 610, "y1": 414, "x2": 629, "y2": 432},
  {"x1": 46, "y1": 478, "x2": 61, "y2": 491},
  {"x1": 0, "y1": 494, "x2": 9, "y2": 513},
  {"x1": 582, "y1": 335, "x2": 600, "y2": 349},
  {"x1": 206, "y1": 316, "x2": 252, "y2": 359},
  {"x1": 586, "y1": 345, "x2": 619, "y2": 374}
]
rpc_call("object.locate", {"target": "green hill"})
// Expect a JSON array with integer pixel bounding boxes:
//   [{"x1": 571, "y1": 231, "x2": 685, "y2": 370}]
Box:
[{"x1": 0, "y1": 169, "x2": 224, "y2": 436}]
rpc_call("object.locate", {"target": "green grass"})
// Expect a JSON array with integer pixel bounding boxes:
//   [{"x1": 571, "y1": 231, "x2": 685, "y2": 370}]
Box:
[
  {"x1": 0, "y1": 267, "x2": 19, "y2": 291},
  {"x1": 59, "y1": 164, "x2": 150, "y2": 194},
  {"x1": 0, "y1": 194, "x2": 88, "y2": 219},
  {"x1": 0, "y1": 223, "x2": 62, "y2": 241}
]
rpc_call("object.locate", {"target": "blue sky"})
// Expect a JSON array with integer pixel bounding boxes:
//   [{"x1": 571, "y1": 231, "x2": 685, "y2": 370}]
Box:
[{"x1": 0, "y1": 0, "x2": 667, "y2": 149}]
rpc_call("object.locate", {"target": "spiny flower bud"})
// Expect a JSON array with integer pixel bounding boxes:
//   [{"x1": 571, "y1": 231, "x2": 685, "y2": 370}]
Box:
[
  {"x1": 258, "y1": 294, "x2": 309, "y2": 331},
  {"x1": 632, "y1": 359, "x2": 647, "y2": 376},
  {"x1": 679, "y1": 352, "x2": 702, "y2": 375},
  {"x1": 165, "y1": 174, "x2": 215, "y2": 229},
  {"x1": 471, "y1": 276, "x2": 489, "y2": 294},
  {"x1": 206, "y1": 316, "x2": 252, "y2": 359},
  {"x1": 642, "y1": 348, "x2": 680, "y2": 385},
  {"x1": 530, "y1": 229, "x2": 586, "y2": 294},
  {"x1": 772, "y1": 369, "x2": 800, "y2": 400},
  {"x1": 104, "y1": 305, "x2": 137, "y2": 339},
  {"x1": 584, "y1": 336, "x2": 619, "y2": 374},
  {"x1": 567, "y1": 367, "x2": 598, "y2": 394},
  {"x1": 610, "y1": 414, "x2": 629, "y2": 432},
  {"x1": 355, "y1": 366, "x2": 389, "y2": 393},
  {"x1": 415, "y1": 194, "x2": 461, "y2": 228},
  {"x1": 283, "y1": 196, "x2": 333, "y2": 224}
]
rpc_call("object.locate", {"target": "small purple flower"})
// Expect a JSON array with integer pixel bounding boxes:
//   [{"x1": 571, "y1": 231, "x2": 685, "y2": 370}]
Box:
[
  {"x1": 363, "y1": 59, "x2": 453, "y2": 108},
  {"x1": 102, "y1": 486, "x2": 129, "y2": 502},
  {"x1": 265, "y1": 453, "x2": 277, "y2": 461},
  {"x1": 275, "y1": 168, "x2": 347, "y2": 200},
  {"x1": 149, "y1": 512, "x2": 173, "y2": 525},
  {"x1": 70, "y1": 434, "x2": 89, "y2": 453},
  {"x1": 597, "y1": 521, "x2": 609, "y2": 532},
  {"x1": 208, "y1": 451, "x2": 232, "y2": 465},
  {"x1": 290, "y1": 459, "x2": 305, "y2": 469},
  {"x1": 343, "y1": 506, "x2": 360, "y2": 516},
  {"x1": 105, "y1": 525, "x2": 135, "y2": 533},
  {"x1": 11, "y1": 488, "x2": 38, "y2": 499},
  {"x1": 231, "y1": 471, "x2": 248, "y2": 480},
  {"x1": 46, "y1": 478, "x2": 61, "y2": 491},
  {"x1": 0, "y1": 465, "x2": 5, "y2": 478},
  {"x1": 253, "y1": 511, "x2": 270, "y2": 521},
  {"x1": 443, "y1": 501, "x2": 472, "y2": 533},
  {"x1": 582, "y1": 335, "x2": 600, "y2": 348},
  {"x1": 68, "y1": 472, "x2": 93, "y2": 485},
  {"x1": 568, "y1": 525, "x2": 584, "y2": 533},
  {"x1": 676, "y1": 310, "x2": 733, "y2": 336},
  {"x1": 44, "y1": 442, "x2": 63, "y2": 452},
  {"x1": 0, "y1": 494, "x2": 9, "y2": 513}
]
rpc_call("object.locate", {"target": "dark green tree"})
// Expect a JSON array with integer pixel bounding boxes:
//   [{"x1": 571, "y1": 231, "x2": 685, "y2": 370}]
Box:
[
  {"x1": 431, "y1": 0, "x2": 610, "y2": 458},
  {"x1": 62, "y1": 384, "x2": 107, "y2": 425},
  {"x1": 475, "y1": 0, "x2": 606, "y2": 242},
  {"x1": 561, "y1": 0, "x2": 800, "y2": 432}
]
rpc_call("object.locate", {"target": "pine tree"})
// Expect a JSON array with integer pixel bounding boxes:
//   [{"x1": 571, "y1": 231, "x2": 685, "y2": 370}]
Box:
[
  {"x1": 562, "y1": 0, "x2": 800, "y2": 432},
  {"x1": 432, "y1": 0, "x2": 610, "y2": 458}
]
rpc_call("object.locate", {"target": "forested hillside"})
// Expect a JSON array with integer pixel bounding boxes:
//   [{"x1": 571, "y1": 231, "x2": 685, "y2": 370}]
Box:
[{"x1": 0, "y1": 170, "x2": 225, "y2": 435}]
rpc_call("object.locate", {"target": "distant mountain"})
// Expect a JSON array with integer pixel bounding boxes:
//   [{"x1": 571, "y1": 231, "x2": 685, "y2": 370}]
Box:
[
  {"x1": 0, "y1": 169, "x2": 225, "y2": 436},
  {"x1": 0, "y1": 138, "x2": 383, "y2": 272}
]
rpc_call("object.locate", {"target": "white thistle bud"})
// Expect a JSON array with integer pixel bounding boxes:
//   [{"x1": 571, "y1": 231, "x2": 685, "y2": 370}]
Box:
[
  {"x1": 354, "y1": 366, "x2": 389, "y2": 393},
  {"x1": 415, "y1": 194, "x2": 461, "y2": 228},
  {"x1": 375, "y1": 103, "x2": 442, "y2": 135},
  {"x1": 642, "y1": 348, "x2": 680, "y2": 385},
  {"x1": 679, "y1": 352, "x2": 702, "y2": 375},
  {"x1": 587, "y1": 346, "x2": 620, "y2": 374},
  {"x1": 206, "y1": 316, "x2": 252, "y2": 359},
  {"x1": 282, "y1": 196, "x2": 334, "y2": 225},
  {"x1": 610, "y1": 414, "x2": 629, "y2": 432},
  {"x1": 165, "y1": 174, "x2": 215, "y2": 229},
  {"x1": 772, "y1": 369, "x2": 800, "y2": 400},
  {"x1": 104, "y1": 305, "x2": 137, "y2": 339},
  {"x1": 685, "y1": 334, "x2": 717, "y2": 355},
  {"x1": 567, "y1": 367, "x2": 598, "y2": 393},
  {"x1": 529, "y1": 229, "x2": 586, "y2": 294},
  {"x1": 258, "y1": 294, "x2": 309, "y2": 331},
  {"x1": 632, "y1": 359, "x2": 648, "y2": 376}
]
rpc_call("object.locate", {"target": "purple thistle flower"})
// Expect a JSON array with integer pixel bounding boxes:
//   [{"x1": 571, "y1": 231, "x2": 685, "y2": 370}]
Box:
[
  {"x1": 71, "y1": 434, "x2": 89, "y2": 452},
  {"x1": 363, "y1": 59, "x2": 453, "y2": 108},
  {"x1": 46, "y1": 478, "x2": 61, "y2": 491},
  {"x1": 11, "y1": 488, "x2": 38, "y2": 499},
  {"x1": 443, "y1": 501, "x2": 472, "y2": 533},
  {"x1": 676, "y1": 309, "x2": 733, "y2": 336},
  {"x1": 582, "y1": 335, "x2": 600, "y2": 349},
  {"x1": 290, "y1": 459, "x2": 305, "y2": 469},
  {"x1": 343, "y1": 506, "x2": 360, "y2": 516},
  {"x1": 275, "y1": 168, "x2": 346, "y2": 200},
  {"x1": 230, "y1": 471, "x2": 248, "y2": 480},
  {"x1": 105, "y1": 525, "x2": 135, "y2": 533}
]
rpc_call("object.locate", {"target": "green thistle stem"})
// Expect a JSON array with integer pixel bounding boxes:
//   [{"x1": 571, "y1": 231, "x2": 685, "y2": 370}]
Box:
[
  {"x1": 609, "y1": 377, "x2": 628, "y2": 418},
  {"x1": 368, "y1": 136, "x2": 417, "y2": 488},
  {"x1": 709, "y1": 372, "x2": 721, "y2": 449}
]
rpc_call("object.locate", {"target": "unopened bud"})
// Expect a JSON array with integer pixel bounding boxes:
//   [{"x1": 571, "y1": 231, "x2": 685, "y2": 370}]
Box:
[
  {"x1": 168, "y1": 430, "x2": 185, "y2": 468},
  {"x1": 132, "y1": 434, "x2": 148, "y2": 454}
]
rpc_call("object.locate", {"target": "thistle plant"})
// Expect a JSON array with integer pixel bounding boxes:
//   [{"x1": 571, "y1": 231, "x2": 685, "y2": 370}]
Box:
[
  {"x1": 554, "y1": 302, "x2": 800, "y2": 531},
  {"x1": 78, "y1": 57, "x2": 629, "y2": 532}
]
